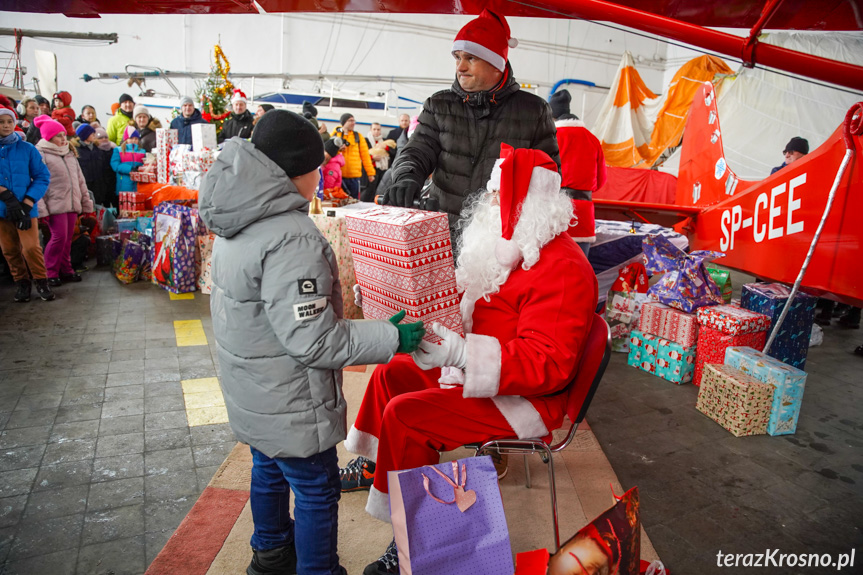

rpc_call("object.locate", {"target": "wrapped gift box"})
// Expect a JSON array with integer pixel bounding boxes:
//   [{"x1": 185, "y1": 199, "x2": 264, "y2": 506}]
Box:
[
  {"x1": 191, "y1": 123, "x2": 217, "y2": 151},
  {"x1": 696, "y1": 363, "x2": 774, "y2": 437},
  {"x1": 155, "y1": 129, "x2": 178, "y2": 184},
  {"x1": 740, "y1": 283, "x2": 817, "y2": 369},
  {"x1": 345, "y1": 207, "x2": 462, "y2": 342},
  {"x1": 627, "y1": 330, "x2": 695, "y2": 384},
  {"x1": 119, "y1": 192, "x2": 147, "y2": 212},
  {"x1": 197, "y1": 232, "x2": 216, "y2": 295},
  {"x1": 95, "y1": 235, "x2": 116, "y2": 267},
  {"x1": 697, "y1": 304, "x2": 771, "y2": 336},
  {"x1": 310, "y1": 213, "x2": 362, "y2": 320},
  {"x1": 129, "y1": 171, "x2": 157, "y2": 183},
  {"x1": 725, "y1": 346, "x2": 807, "y2": 436},
  {"x1": 638, "y1": 301, "x2": 699, "y2": 347},
  {"x1": 606, "y1": 291, "x2": 649, "y2": 353},
  {"x1": 116, "y1": 218, "x2": 137, "y2": 233},
  {"x1": 642, "y1": 233, "x2": 724, "y2": 313},
  {"x1": 694, "y1": 325, "x2": 766, "y2": 386}
]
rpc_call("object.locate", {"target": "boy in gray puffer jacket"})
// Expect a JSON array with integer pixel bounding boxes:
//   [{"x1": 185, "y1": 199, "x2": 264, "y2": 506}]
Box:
[{"x1": 198, "y1": 110, "x2": 423, "y2": 575}]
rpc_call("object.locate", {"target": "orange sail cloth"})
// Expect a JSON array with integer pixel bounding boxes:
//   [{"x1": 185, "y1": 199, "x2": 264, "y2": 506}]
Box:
[{"x1": 594, "y1": 52, "x2": 732, "y2": 169}]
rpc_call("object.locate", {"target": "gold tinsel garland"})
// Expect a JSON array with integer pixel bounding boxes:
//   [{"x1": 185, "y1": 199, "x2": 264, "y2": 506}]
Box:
[{"x1": 213, "y1": 44, "x2": 234, "y2": 97}]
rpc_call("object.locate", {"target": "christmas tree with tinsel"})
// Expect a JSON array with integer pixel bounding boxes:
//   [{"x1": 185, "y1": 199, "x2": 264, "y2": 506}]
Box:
[{"x1": 195, "y1": 44, "x2": 233, "y2": 134}]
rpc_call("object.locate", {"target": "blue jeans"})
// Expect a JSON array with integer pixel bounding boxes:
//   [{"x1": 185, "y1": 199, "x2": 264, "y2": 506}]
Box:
[
  {"x1": 342, "y1": 178, "x2": 360, "y2": 199},
  {"x1": 249, "y1": 446, "x2": 342, "y2": 575}
]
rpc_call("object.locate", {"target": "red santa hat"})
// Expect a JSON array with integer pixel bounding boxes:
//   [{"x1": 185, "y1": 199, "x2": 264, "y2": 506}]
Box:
[
  {"x1": 231, "y1": 89, "x2": 248, "y2": 105},
  {"x1": 489, "y1": 143, "x2": 561, "y2": 268},
  {"x1": 452, "y1": 9, "x2": 518, "y2": 72}
]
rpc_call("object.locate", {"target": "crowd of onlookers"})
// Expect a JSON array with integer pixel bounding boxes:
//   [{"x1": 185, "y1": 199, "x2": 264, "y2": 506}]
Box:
[{"x1": 0, "y1": 88, "x2": 417, "y2": 304}]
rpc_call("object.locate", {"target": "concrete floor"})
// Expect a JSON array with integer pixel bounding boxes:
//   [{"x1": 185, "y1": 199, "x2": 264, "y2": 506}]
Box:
[
  {"x1": 1, "y1": 267, "x2": 861, "y2": 574},
  {"x1": 589, "y1": 272, "x2": 863, "y2": 574}
]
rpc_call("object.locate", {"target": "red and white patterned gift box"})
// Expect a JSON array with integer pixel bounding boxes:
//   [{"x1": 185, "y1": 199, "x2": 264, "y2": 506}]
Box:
[
  {"x1": 155, "y1": 129, "x2": 178, "y2": 184},
  {"x1": 129, "y1": 172, "x2": 157, "y2": 183},
  {"x1": 693, "y1": 325, "x2": 766, "y2": 386},
  {"x1": 696, "y1": 363, "x2": 773, "y2": 437},
  {"x1": 696, "y1": 304, "x2": 770, "y2": 335},
  {"x1": 638, "y1": 301, "x2": 699, "y2": 347},
  {"x1": 345, "y1": 207, "x2": 463, "y2": 343}
]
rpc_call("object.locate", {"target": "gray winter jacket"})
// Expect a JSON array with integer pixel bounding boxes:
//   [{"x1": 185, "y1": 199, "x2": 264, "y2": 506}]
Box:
[
  {"x1": 384, "y1": 64, "x2": 560, "y2": 221},
  {"x1": 199, "y1": 138, "x2": 399, "y2": 459}
]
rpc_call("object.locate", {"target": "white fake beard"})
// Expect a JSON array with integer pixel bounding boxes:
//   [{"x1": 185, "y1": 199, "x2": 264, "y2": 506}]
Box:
[{"x1": 455, "y1": 189, "x2": 575, "y2": 332}]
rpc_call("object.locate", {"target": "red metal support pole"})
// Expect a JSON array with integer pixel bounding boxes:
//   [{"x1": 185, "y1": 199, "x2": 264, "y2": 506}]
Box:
[
  {"x1": 741, "y1": 0, "x2": 785, "y2": 67},
  {"x1": 518, "y1": 0, "x2": 863, "y2": 92}
]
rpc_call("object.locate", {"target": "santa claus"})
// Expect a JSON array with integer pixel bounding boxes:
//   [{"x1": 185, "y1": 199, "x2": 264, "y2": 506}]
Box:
[{"x1": 343, "y1": 143, "x2": 598, "y2": 575}]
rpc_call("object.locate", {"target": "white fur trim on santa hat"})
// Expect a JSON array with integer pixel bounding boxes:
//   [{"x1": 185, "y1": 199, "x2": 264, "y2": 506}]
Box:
[
  {"x1": 231, "y1": 90, "x2": 247, "y2": 104},
  {"x1": 491, "y1": 396, "x2": 550, "y2": 439},
  {"x1": 452, "y1": 39, "x2": 506, "y2": 72},
  {"x1": 344, "y1": 425, "x2": 379, "y2": 461},
  {"x1": 495, "y1": 237, "x2": 521, "y2": 269},
  {"x1": 527, "y1": 164, "x2": 562, "y2": 199},
  {"x1": 554, "y1": 118, "x2": 585, "y2": 128},
  {"x1": 366, "y1": 486, "x2": 391, "y2": 523},
  {"x1": 486, "y1": 158, "x2": 505, "y2": 192},
  {"x1": 463, "y1": 334, "x2": 501, "y2": 398}
]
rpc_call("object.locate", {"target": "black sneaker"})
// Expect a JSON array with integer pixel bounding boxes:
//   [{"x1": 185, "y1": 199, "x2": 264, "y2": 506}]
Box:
[
  {"x1": 34, "y1": 279, "x2": 55, "y2": 301},
  {"x1": 340, "y1": 457, "x2": 375, "y2": 492},
  {"x1": 363, "y1": 539, "x2": 399, "y2": 575},
  {"x1": 247, "y1": 543, "x2": 297, "y2": 575},
  {"x1": 13, "y1": 279, "x2": 31, "y2": 303},
  {"x1": 47, "y1": 277, "x2": 61, "y2": 287},
  {"x1": 60, "y1": 272, "x2": 82, "y2": 283}
]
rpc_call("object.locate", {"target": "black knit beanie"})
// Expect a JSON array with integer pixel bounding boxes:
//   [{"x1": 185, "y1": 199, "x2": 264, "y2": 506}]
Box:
[
  {"x1": 251, "y1": 110, "x2": 324, "y2": 178},
  {"x1": 302, "y1": 100, "x2": 318, "y2": 118},
  {"x1": 339, "y1": 113, "x2": 354, "y2": 126},
  {"x1": 119, "y1": 93, "x2": 135, "y2": 105},
  {"x1": 549, "y1": 90, "x2": 571, "y2": 119}
]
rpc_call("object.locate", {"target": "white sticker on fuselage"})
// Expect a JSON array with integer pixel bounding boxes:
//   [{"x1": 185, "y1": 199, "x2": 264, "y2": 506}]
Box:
[{"x1": 293, "y1": 297, "x2": 327, "y2": 321}]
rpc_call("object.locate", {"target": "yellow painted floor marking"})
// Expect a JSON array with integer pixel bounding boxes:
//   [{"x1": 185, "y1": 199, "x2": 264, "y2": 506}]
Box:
[
  {"x1": 182, "y1": 377, "x2": 229, "y2": 426},
  {"x1": 173, "y1": 319, "x2": 208, "y2": 347},
  {"x1": 169, "y1": 292, "x2": 195, "y2": 300}
]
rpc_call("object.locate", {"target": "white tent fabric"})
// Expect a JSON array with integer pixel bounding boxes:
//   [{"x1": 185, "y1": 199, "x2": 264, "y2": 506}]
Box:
[{"x1": 660, "y1": 32, "x2": 863, "y2": 180}]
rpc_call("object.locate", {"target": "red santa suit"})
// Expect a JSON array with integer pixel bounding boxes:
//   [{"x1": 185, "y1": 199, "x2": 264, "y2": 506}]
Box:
[
  {"x1": 555, "y1": 118, "x2": 607, "y2": 244},
  {"x1": 346, "y1": 144, "x2": 598, "y2": 522}
]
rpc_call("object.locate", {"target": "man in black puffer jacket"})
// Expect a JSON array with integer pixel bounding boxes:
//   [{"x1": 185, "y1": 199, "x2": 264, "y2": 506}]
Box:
[
  {"x1": 380, "y1": 9, "x2": 560, "y2": 232},
  {"x1": 218, "y1": 90, "x2": 255, "y2": 143}
]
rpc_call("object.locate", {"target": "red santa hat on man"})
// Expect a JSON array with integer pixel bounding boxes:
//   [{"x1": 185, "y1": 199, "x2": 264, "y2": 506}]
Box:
[
  {"x1": 452, "y1": 9, "x2": 518, "y2": 72},
  {"x1": 230, "y1": 89, "x2": 248, "y2": 105},
  {"x1": 489, "y1": 143, "x2": 562, "y2": 268}
]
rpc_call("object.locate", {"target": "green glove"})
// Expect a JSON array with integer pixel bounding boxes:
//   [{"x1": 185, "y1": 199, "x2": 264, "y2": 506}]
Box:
[{"x1": 389, "y1": 310, "x2": 425, "y2": 354}]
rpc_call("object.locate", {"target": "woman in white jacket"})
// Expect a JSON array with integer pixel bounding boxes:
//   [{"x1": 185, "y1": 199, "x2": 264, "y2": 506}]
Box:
[{"x1": 33, "y1": 116, "x2": 94, "y2": 285}]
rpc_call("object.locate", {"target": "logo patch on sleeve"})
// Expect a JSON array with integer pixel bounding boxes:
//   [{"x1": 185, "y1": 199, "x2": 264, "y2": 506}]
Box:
[
  {"x1": 293, "y1": 297, "x2": 327, "y2": 321},
  {"x1": 298, "y1": 278, "x2": 318, "y2": 295}
]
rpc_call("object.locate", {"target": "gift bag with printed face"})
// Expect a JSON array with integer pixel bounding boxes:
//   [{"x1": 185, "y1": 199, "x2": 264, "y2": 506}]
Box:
[
  {"x1": 388, "y1": 456, "x2": 514, "y2": 575},
  {"x1": 643, "y1": 234, "x2": 724, "y2": 313},
  {"x1": 548, "y1": 487, "x2": 640, "y2": 575},
  {"x1": 605, "y1": 262, "x2": 649, "y2": 352}
]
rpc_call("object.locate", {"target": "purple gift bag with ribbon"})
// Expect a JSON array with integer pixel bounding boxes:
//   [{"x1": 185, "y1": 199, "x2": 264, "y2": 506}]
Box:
[
  {"x1": 642, "y1": 234, "x2": 724, "y2": 313},
  {"x1": 388, "y1": 456, "x2": 514, "y2": 575}
]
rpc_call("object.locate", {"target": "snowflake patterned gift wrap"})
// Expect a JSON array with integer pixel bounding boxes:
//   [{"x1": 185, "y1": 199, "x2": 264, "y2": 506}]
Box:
[
  {"x1": 310, "y1": 213, "x2": 362, "y2": 320},
  {"x1": 740, "y1": 283, "x2": 817, "y2": 370},
  {"x1": 155, "y1": 129, "x2": 178, "y2": 184},
  {"x1": 638, "y1": 301, "x2": 699, "y2": 347},
  {"x1": 724, "y1": 346, "x2": 808, "y2": 436},
  {"x1": 696, "y1": 363, "x2": 774, "y2": 437},
  {"x1": 345, "y1": 206, "x2": 462, "y2": 342},
  {"x1": 693, "y1": 325, "x2": 766, "y2": 386}
]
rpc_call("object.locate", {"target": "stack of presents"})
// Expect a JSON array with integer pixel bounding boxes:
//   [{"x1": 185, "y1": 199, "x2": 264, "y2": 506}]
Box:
[
  {"x1": 611, "y1": 234, "x2": 816, "y2": 438},
  {"x1": 94, "y1": 127, "x2": 217, "y2": 294}
]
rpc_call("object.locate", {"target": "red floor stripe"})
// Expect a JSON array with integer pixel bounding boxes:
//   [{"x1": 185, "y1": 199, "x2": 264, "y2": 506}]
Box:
[{"x1": 146, "y1": 486, "x2": 250, "y2": 575}]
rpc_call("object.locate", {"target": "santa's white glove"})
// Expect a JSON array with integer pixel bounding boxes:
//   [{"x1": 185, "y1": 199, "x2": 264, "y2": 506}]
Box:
[
  {"x1": 411, "y1": 323, "x2": 466, "y2": 371},
  {"x1": 353, "y1": 284, "x2": 363, "y2": 308}
]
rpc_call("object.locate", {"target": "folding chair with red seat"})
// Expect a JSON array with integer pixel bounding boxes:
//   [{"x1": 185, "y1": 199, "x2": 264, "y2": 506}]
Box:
[{"x1": 467, "y1": 312, "x2": 611, "y2": 550}]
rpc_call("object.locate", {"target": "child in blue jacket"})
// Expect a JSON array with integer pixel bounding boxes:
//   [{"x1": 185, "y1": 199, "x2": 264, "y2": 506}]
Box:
[
  {"x1": 0, "y1": 107, "x2": 54, "y2": 302},
  {"x1": 110, "y1": 127, "x2": 145, "y2": 194}
]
